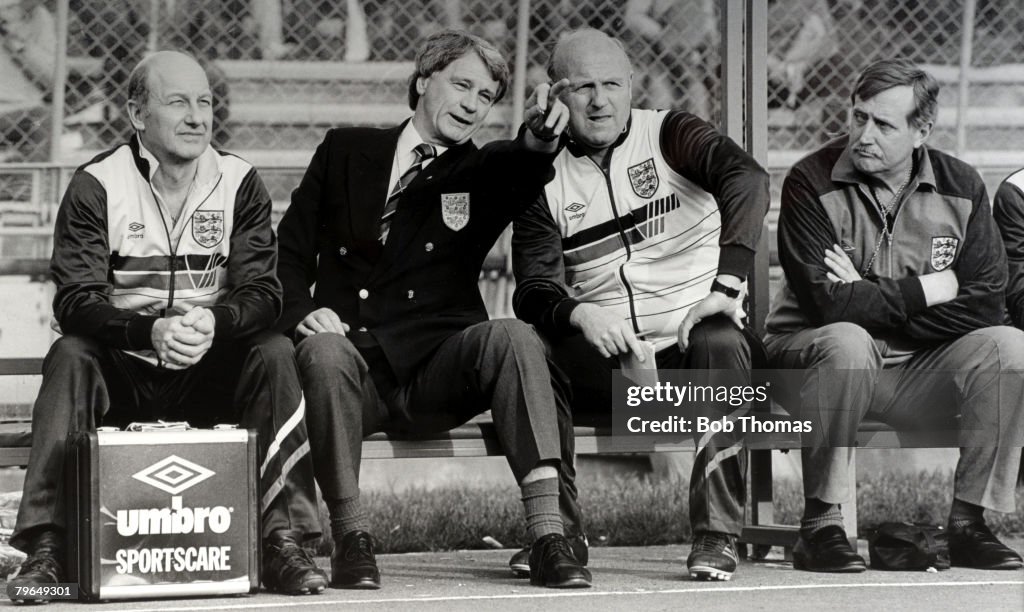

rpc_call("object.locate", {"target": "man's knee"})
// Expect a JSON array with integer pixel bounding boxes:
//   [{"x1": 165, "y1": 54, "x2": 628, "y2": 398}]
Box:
[
  {"x1": 688, "y1": 317, "x2": 750, "y2": 364},
  {"x1": 246, "y1": 332, "x2": 295, "y2": 368},
  {"x1": 295, "y1": 332, "x2": 366, "y2": 376},
  {"x1": 475, "y1": 319, "x2": 544, "y2": 353},
  {"x1": 805, "y1": 322, "x2": 881, "y2": 369},
  {"x1": 961, "y1": 326, "x2": 1024, "y2": 370},
  {"x1": 45, "y1": 335, "x2": 104, "y2": 368}
]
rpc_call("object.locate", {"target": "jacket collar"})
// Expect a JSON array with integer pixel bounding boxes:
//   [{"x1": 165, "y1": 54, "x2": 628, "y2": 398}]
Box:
[
  {"x1": 129, "y1": 134, "x2": 221, "y2": 189},
  {"x1": 565, "y1": 111, "x2": 633, "y2": 159}
]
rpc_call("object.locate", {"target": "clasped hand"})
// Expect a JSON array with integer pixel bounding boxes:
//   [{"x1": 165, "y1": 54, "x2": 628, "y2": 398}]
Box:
[{"x1": 151, "y1": 306, "x2": 216, "y2": 370}]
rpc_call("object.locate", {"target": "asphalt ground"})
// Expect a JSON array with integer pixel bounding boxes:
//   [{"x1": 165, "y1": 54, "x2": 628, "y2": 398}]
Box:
[{"x1": 4, "y1": 540, "x2": 1022, "y2": 612}]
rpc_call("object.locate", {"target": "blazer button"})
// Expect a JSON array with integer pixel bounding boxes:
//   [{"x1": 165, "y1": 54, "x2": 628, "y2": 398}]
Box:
[
  {"x1": 425, "y1": 242, "x2": 434, "y2": 252},
  {"x1": 407, "y1": 290, "x2": 415, "y2": 299},
  {"x1": 358, "y1": 326, "x2": 368, "y2": 332},
  {"x1": 359, "y1": 289, "x2": 369, "y2": 299},
  {"x1": 338, "y1": 246, "x2": 347, "y2": 256}
]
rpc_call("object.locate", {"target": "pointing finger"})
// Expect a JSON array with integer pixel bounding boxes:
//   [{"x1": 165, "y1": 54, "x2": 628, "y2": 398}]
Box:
[{"x1": 548, "y1": 78, "x2": 570, "y2": 102}]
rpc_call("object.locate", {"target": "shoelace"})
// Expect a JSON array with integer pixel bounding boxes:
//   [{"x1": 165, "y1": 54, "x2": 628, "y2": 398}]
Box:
[
  {"x1": 541, "y1": 536, "x2": 575, "y2": 561},
  {"x1": 274, "y1": 543, "x2": 317, "y2": 571},
  {"x1": 19, "y1": 553, "x2": 61, "y2": 581},
  {"x1": 693, "y1": 534, "x2": 733, "y2": 555},
  {"x1": 965, "y1": 523, "x2": 999, "y2": 543},
  {"x1": 344, "y1": 536, "x2": 375, "y2": 562}
]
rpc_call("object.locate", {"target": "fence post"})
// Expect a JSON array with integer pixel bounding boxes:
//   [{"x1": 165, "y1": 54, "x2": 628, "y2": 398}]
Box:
[
  {"x1": 745, "y1": 0, "x2": 768, "y2": 334},
  {"x1": 956, "y1": 0, "x2": 977, "y2": 157},
  {"x1": 49, "y1": 0, "x2": 70, "y2": 162},
  {"x1": 719, "y1": 0, "x2": 743, "y2": 142},
  {"x1": 148, "y1": 0, "x2": 160, "y2": 54},
  {"x1": 511, "y1": 0, "x2": 530, "y2": 138}
]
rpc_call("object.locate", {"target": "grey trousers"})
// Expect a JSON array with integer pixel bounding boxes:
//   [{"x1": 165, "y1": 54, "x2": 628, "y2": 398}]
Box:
[
  {"x1": 766, "y1": 322, "x2": 1024, "y2": 512},
  {"x1": 296, "y1": 319, "x2": 571, "y2": 505}
]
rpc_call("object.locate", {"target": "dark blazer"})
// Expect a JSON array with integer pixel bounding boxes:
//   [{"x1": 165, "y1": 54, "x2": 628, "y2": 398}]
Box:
[{"x1": 276, "y1": 122, "x2": 556, "y2": 387}]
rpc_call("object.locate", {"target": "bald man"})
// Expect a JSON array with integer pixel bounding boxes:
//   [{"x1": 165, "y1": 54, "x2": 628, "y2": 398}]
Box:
[
  {"x1": 7, "y1": 51, "x2": 327, "y2": 602},
  {"x1": 511, "y1": 28, "x2": 770, "y2": 581}
]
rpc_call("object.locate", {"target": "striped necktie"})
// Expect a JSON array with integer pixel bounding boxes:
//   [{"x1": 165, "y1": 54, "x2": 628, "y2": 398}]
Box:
[{"x1": 380, "y1": 143, "x2": 436, "y2": 243}]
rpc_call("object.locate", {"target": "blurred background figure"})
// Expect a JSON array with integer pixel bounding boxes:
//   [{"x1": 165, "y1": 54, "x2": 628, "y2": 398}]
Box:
[{"x1": 623, "y1": 0, "x2": 717, "y2": 117}]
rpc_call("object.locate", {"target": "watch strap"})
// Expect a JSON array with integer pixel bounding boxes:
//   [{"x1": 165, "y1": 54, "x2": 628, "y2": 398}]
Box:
[{"x1": 710, "y1": 279, "x2": 741, "y2": 299}]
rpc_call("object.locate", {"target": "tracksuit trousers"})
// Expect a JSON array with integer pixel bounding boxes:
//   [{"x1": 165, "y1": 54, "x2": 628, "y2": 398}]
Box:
[{"x1": 11, "y1": 332, "x2": 320, "y2": 552}]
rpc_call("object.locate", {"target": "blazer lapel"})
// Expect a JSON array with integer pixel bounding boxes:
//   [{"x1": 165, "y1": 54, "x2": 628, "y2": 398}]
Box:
[{"x1": 347, "y1": 123, "x2": 404, "y2": 251}]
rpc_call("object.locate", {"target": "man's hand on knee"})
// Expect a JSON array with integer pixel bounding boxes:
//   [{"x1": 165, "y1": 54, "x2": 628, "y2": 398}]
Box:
[
  {"x1": 677, "y1": 290, "x2": 745, "y2": 351},
  {"x1": 297, "y1": 307, "x2": 350, "y2": 337},
  {"x1": 569, "y1": 303, "x2": 645, "y2": 361}
]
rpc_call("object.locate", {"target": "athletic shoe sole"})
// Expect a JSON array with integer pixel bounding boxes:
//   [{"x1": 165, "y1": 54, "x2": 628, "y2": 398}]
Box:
[{"x1": 688, "y1": 565, "x2": 734, "y2": 581}]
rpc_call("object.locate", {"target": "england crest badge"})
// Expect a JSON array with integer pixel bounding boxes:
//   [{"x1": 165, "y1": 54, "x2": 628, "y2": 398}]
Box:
[
  {"x1": 930, "y1": 236, "x2": 959, "y2": 271},
  {"x1": 192, "y1": 210, "x2": 224, "y2": 247},
  {"x1": 627, "y1": 158, "x2": 659, "y2": 198},
  {"x1": 441, "y1": 193, "x2": 470, "y2": 231}
]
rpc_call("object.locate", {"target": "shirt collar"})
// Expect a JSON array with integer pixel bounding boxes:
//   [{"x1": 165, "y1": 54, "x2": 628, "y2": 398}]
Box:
[
  {"x1": 397, "y1": 120, "x2": 448, "y2": 165},
  {"x1": 832, "y1": 138, "x2": 937, "y2": 191}
]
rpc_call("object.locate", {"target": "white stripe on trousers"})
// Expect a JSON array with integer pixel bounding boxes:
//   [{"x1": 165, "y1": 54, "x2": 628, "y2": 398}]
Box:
[{"x1": 260, "y1": 395, "x2": 306, "y2": 476}]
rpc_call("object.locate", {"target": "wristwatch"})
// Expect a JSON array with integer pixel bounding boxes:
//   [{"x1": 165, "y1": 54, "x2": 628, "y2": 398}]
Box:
[{"x1": 710, "y1": 279, "x2": 741, "y2": 299}]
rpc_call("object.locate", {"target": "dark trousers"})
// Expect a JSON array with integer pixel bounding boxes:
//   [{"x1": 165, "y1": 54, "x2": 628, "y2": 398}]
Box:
[
  {"x1": 11, "y1": 332, "x2": 320, "y2": 552},
  {"x1": 551, "y1": 316, "x2": 749, "y2": 536},
  {"x1": 297, "y1": 319, "x2": 573, "y2": 516},
  {"x1": 766, "y1": 322, "x2": 1024, "y2": 511}
]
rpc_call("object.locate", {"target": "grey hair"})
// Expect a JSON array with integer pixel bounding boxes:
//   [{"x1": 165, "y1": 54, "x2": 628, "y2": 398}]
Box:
[
  {"x1": 407, "y1": 30, "x2": 510, "y2": 110},
  {"x1": 852, "y1": 57, "x2": 940, "y2": 129}
]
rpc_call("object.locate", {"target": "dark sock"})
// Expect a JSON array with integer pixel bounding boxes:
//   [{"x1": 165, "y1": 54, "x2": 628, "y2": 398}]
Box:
[
  {"x1": 327, "y1": 495, "x2": 368, "y2": 541},
  {"x1": 800, "y1": 497, "x2": 844, "y2": 537},
  {"x1": 521, "y1": 477, "x2": 563, "y2": 541},
  {"x1": 949, "y1": 498, "x2": 984, "y2": 530}
]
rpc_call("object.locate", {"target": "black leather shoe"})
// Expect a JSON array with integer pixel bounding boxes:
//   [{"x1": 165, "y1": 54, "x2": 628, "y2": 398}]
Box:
[
  {"x1": 262, "y1": 530, "x2": 328, "y2": 595},
  {"x1": 331, "y1": 530, "x2": 381, "y2": 589},
  {"x1": 949, "y1": 521, "x2": 1023, "y2": 570},
  {"x1": 510, "y1": 533, "x2": 588, "y2": 578},
  {"x1": 9, "y1": 530, "x2": 65, "y2": 605},
  {"x1": 793, "y1": 526, "x2": 867, "y2": 573},
  {"x1": 687, "y1": 531, "x2": 738, "y2": 581},
  {"x1": 528, "y1": 533, "x2": 592, "y2": 588}
]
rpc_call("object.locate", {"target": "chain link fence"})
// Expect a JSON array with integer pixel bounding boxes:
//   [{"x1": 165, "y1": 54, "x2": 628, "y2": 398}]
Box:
[
  {"x1": 2, "y1": 0, "x2": 1022, "y2": 163},
  {"x1": 766, "y1": 0, "x2": 1024, "y2": 151}
]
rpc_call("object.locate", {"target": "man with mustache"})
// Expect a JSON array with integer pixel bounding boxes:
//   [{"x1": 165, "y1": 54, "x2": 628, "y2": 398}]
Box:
[{"x1": 765, "y1": 57, "x2": 1024, "y2": 573}]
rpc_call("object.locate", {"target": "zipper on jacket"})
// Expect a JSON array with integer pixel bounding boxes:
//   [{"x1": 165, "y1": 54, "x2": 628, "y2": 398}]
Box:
[
  {"x1": 596, "y1": 155, "x2": 641, "y2": 334},
  {"x1": 149, "y1": 174, "x2": 223, "y2": 314}
]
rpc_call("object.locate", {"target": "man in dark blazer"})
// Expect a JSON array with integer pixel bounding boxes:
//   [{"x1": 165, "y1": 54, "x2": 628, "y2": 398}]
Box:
[{"x1": 275, "y1": 30, "x2": 590, "y2": 590}]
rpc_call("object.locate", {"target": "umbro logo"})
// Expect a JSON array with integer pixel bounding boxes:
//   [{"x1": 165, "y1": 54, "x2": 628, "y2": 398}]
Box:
[
  {"x1": 128, "y1": 222, "x2": 145, "y2": 232},
  {"x1": 133, "y1": 455, "x2": 215, "y2": 495},
  {"x1": 565, "y1": 202, "x2": 587, "y2": 221}
]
